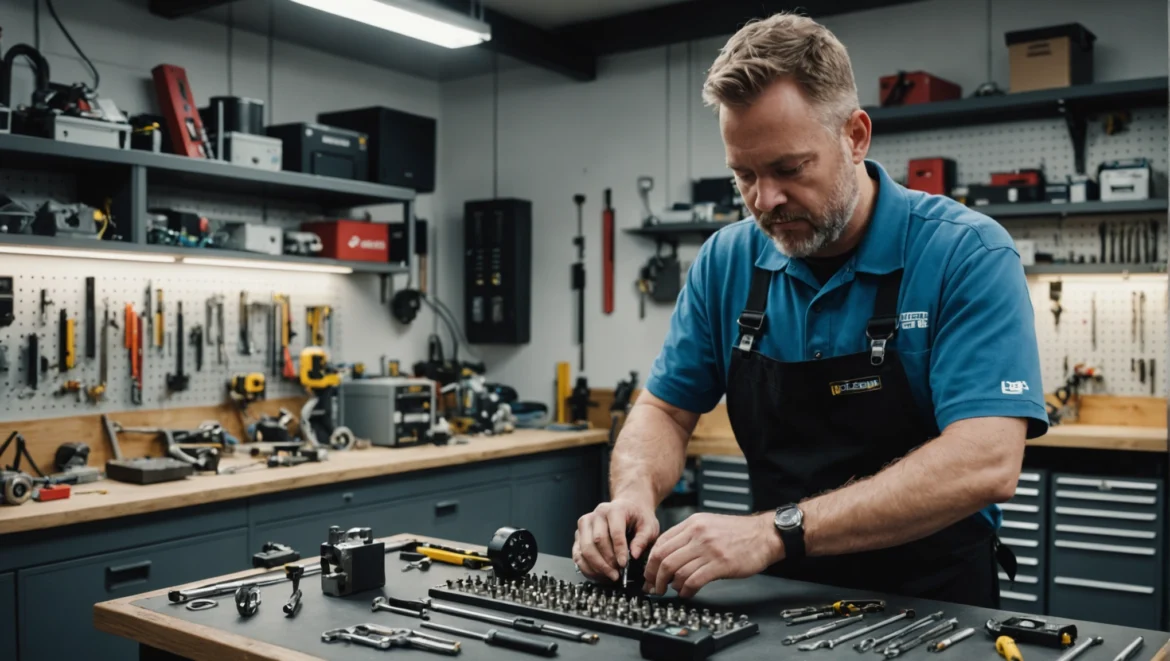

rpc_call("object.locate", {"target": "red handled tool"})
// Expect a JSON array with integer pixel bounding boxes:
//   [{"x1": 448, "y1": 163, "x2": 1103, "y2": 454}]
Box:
[{"x1": 602, "y1": 189, "x2": 615, "y2": 315}]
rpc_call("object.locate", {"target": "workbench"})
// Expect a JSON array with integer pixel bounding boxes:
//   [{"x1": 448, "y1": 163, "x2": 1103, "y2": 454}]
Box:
[
  {"x1": 1, "y1": 429, "x2": 608, "y2": 660},
  {"x1": 95, "y1": 532, "x2": 1168, "y2": 660}
]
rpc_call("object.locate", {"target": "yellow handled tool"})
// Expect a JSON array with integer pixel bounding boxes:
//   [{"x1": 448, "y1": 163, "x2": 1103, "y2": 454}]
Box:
[
  {"x1": 417, "y1": 546, "x2": 489, "y2": 570},
  {"x1": 997, "y1": 636, "x2": 1023, "y2": 661}
]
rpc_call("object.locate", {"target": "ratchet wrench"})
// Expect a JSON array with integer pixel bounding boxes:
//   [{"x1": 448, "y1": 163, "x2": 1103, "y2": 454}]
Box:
[
  {"x1": 1056, "y1": 636, "x2": 1104, "y2": 661},
  {"x1": 856, "y1": 610, "x2": 944, "y2": 652},
  {"x1": 883, "y1": 617, "x2": 959, "y2": 658},
  {"x1": 782, "y1": 614, "x2": 865, "y2": 645},
  {"x1": 798, "y1": 609, "x2": 915, "y2": 650}
]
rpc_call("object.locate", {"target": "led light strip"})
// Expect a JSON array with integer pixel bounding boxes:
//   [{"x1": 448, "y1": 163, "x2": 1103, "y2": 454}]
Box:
[
  {"x1": 0, "y1": 245, "x2": 354, "y2": 274},
  {"x1": 288, "y1": 0, "x2": 491, "y2": 49}
]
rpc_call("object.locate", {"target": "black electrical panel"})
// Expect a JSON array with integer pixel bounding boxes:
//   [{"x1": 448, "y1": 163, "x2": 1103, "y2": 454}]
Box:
[{"x1": 464, "y1": 199, "x2": 531, "y2": 344}]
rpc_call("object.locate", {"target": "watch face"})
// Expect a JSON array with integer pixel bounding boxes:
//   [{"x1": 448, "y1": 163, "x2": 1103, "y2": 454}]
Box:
[{"x1": 777, "y1": 507, "x2": 803, "y2": 529}]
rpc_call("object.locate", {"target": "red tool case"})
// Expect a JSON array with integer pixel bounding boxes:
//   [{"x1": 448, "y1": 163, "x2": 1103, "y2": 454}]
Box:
[{"x1": 880, "y1": 71, "x2": 962, "y2": 107}]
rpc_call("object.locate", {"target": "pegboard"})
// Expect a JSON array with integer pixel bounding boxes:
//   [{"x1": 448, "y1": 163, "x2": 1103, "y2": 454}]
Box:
[
  {"x1": 1, "y1": 169, "x2": 78, "y2": 220},
  {"x1": 999, "y1": 213, "x2": 1167, "y2": 265},
  {"x1": 1029, "y1": 277, "x2": 1167, "y2": 397},
  {"x1": 0, "y1": 254, "x2": 346, "y2": 423},
  {"x1": 872, "y1": 108, "x2": 1169, "y2": 185},
  {"x1": 149, "y1": 186, "x2": 323, "y2": 229}
]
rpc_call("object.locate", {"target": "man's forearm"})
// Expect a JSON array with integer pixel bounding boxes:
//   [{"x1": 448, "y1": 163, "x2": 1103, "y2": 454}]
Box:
[
  {"x1": 797, "y1": 417, "x2": 1026, "y2": 558},
  {"x1": 609, "y1": 396, "x2": 696, "y2": 508}
]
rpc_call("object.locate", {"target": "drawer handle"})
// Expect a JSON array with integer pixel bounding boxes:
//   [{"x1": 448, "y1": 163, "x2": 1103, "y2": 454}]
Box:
[
  {"x1": 106, "y1": 560, "x2": 152, "y2": 592},
  {"x1": 1016, "y1": 556, "x2": 1038, "y2": 567},
  {"x1": 1056, "y1": 477, "x2": 1158, "y2": 491},
  {"x1": 1018, "y1": 473, "x2": 1041, "y2": 483},
  {"x1": 1013, "y1": 487, "x2": 1040, "y2": 498},
  {"x1": 999, "y1": 537, "x2": 1039, "y2": 548},
  {"x1": 343, "y1": 492, "x2": 354, "y2": 502},
  {"x1": 1055, "y1": 507, "x2": 1156, "y2": 522},
  {"x1": 1054, "y1": 576, "x2": 1155, "y2": 595},
  {"x1": 701, "y1": 500, "x2": 751, "y2": 512},
  {"x1": 1000, "y1": 520, "x2": 1040, "y2": 531},
  {"x1": 999, "y1": 572, "x2": 1039, "y2": 585},
  {"x1": 998, "y1": 503, "x2": 1039, "y2": 513},
  {"x1": 1054, "y1": 524, "x2": 1157, "y2": 540},
  {"x1": 1054, "y1": 540, "x2": 1155, "y2": 556},
  {"x1": 703, "y1": 484, "x2": 751, "y2": 495},
  {"x1": 1000, "y1": 590, "x2": 1038, "y2": 602},
  {"x1": 1055, "y1": 490, "x2": 1156, "y2": 505},
  {"x1": 435, "y1": 500, "x2": 459, "y2": 516},
  {"x1": 701, "y1": 470, "x2": 750, "y2": 481}
]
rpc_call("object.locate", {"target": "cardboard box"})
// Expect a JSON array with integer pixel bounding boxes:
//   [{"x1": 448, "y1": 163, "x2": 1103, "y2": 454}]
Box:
[
  {"x1": 1006, "y1": 23, "x2": 1095, "y2": 93},
  {"x1": 302, "y1": 220, "x2": 389, "y2": 262}
]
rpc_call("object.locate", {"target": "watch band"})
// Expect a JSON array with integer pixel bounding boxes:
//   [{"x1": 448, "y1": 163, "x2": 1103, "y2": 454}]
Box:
[{"x1": 775, "y1": 504, "x2": 806, "y2": 560}]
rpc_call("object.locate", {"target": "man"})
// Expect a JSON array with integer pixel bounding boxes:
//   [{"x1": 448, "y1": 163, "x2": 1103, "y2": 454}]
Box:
[{"x1": 572, "y1": 13, "x2": 1047, "y2": 608}]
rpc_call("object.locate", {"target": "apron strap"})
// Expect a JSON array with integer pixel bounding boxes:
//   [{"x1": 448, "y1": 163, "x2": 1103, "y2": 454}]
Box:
[
  {"x1": 865, "y1": 270, "x2": 904, "y2": 366},
  {"x1": 736, "y1": 268, "x2": 772, "y2": 353}
]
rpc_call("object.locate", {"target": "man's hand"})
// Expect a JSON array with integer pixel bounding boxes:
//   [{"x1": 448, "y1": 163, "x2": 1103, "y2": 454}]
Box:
[
  {"x1": 573, "y1": 499, "x2": 659, "y2": 582},
  {"x1": 642, "y1": 512, "x2": 783, "y2": 598}
]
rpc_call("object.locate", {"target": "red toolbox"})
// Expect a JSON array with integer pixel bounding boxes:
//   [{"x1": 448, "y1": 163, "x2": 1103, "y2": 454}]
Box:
[
  {"x1": 301, "y1": 220, "x2": 390, "y2": 262},
  {"x1": 990, "y1": 169, "x2": 1045, "y2": 187},
  {"x1": 880, "y1": 71, "x2": 962, "y2": 107},
  {"x1": 907, "y1": 158, "x2": 956, "y2": 196}
]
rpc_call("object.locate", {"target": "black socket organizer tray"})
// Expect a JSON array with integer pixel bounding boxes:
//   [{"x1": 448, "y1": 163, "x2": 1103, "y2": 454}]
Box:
[{"x1": 429, "y1": 572, "x2": 760, "y2": 645}]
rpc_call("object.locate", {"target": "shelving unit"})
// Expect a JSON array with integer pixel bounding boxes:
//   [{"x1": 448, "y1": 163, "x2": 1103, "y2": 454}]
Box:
[
  {"x1": 977, "y1": 198, "x2": 1168, "y2": 219},
  {"x1": 624, "y1": 221, "x2": 736, "y2": 247},
  {"x1": 1024, "y1": 263, "x2": 1167, "y2": 276}
]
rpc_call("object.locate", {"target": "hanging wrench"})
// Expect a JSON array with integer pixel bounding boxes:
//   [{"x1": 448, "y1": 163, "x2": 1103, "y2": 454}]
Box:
[
  {"x1": 1056, "y1": 636, "x2": 1104, "y2": 661},
  {"x1": 856, "y1": 610, "x2": 944, "y2": 652},
  {"x1": 883, "y1": 618, "x2": 959, "y2": 658},
  {"x1": 798, "y1": 609, "x2": 915, "y2": 650},
  {"x1": 782, "y1": 614, "x2": 865, "y2": 645}
]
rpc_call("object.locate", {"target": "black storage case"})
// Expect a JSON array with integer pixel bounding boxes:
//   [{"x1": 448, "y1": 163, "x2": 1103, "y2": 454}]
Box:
[
  {"x1": 265, "y1": 122, "x2": 368, "y2": 180},
  {"x1": 318, "y1": 106, "x2": 436, "y2": 193},
  {"x1": 464, "y1": 199, "x2": 531, "y2": 345},
  {"x1": 200, "y1": 96, "x2": 265, "y2": 136}
]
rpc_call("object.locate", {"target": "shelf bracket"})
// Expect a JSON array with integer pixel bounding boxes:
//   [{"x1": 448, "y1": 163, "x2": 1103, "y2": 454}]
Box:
[{"x1": 1060, "y1": 100, "x2": 1088, "y2": 175}]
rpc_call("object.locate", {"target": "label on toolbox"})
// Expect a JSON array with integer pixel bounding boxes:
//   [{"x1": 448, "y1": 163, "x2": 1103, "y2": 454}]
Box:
[{"x1": 302, "y1": 220, "x2": 390, "y2": 262}]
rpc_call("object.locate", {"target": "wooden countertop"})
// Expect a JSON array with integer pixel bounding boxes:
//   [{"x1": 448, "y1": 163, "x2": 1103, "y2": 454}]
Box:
[
  {"x1": 0, "y1": 429, "x2": 607, "y2": 536},
  {"x1": 687, "y1": 424, "x2": 1170, "y2": 457}
]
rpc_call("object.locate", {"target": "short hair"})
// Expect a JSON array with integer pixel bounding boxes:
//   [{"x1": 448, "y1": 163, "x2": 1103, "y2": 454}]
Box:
[{"x1": 703, "y1": 12, "x2": 859, "y2": 128}]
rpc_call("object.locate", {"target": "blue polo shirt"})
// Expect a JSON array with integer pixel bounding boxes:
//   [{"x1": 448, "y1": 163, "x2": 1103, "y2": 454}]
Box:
[{"x1": 647, "y1": 160, "x2": 1048, "y2": 528}]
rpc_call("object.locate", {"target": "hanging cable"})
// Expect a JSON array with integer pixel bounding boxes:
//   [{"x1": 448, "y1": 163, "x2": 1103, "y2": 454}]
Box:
[
  {"x1": 664, "y1": 45, "x2": 671, "y2": 197},
  {"x1": 493, "y1": 52, "x2": 500, "y2": 198},
  {"x1": 686, "y1": 40, "x2": 693, "y2": 186},
  {"x1": 227, "y1": 1, "x2": 235, "y2": 95},
  {"x1": 45, "y1": 0, "x2": 99, "y2": 91},
  {"x1": 267, "y1": 0, "x2": 275, "y2": 125},
  {"x1": 424, "y1": 295, "x2": 482, "y2": 363}
]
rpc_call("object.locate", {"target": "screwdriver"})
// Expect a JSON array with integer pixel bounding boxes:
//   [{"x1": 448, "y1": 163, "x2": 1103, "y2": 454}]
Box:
[
  {"x1": 997, "y1": 636, "x2": 1024, "y2": 661},
  {"x1": 420, "y1": 621, "x2": 559, "y2": 657}
]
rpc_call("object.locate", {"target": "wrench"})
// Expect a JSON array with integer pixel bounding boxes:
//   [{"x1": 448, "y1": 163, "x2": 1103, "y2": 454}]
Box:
[
  {"x1": 856, "y1": 610, "x2": 944, "y2": 651},
  {"x1": 883, "y1": 618, "x2": 958, "y2": 658},
  {"x1": 1112, "y1": 636, "x2": 1143, "y2": 661},
  {"x1": 1056, "y1": 635, "x2": 1104, "y2": 661},
  {"x1": 798, "y1": 609, "x2": 915, "y2": 650},
  {"x1": 782, "y1": 614, "x2": 865, "y2": 645},
  {"x1": 928, "y1": 627, "x2": 976, "y2": 652}
]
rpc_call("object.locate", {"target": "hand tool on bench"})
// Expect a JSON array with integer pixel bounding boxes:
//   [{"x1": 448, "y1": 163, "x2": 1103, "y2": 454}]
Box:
[
  {"x1": 782, "y1": 598, "x2": 885, "y2": 621},
  {"x1": 1055, "y1": 635, "x2": 1103, "y2": 661},
  {"x1": 996, "y1": 635, "x2": 1023, "y2": 661},
  {"x1": 783, "y1": 614, "x2": 864, "y2": 645},
  {"x1": 929, "y1": 627, "x2": 976, "y2": 653},
  {"x1": 322, "y1": 624, "x2": 461, "y2": 655},
  {"x1": 1112, "y1": 636, "x2": 1143, "y2": 661},
  {"x1": 883, "y1": 617, "x2": 958, "y2": 657},
  {"x1": 373, "y1": 596, "x2": 430, "y2": 618},
  {"x1": 986, "y1": 616, "x2": 1076, "y2": 649},
  {"x1": 283, "y1": 565, "x2": 304, "y2": 617},
  {"x1": 798, "y1": 609, "x2": 914, "y2": 650},
  {"x1": 422, "y1": 598, "x2": 600, "y2": 644},
  {"x1": 856, "y1": 611, "x2": 944, "y2": 652},
  {"x1": 421, "y1": 620, "x2": 559, "y2": 657}
]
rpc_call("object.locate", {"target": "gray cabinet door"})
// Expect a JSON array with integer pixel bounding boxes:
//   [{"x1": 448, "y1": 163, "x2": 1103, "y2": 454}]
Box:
[
  {"x1": 0, "y1": 572, "x2": 15, "y2": 661},
  {"x1": 18, "y1": 528, "x2": 247, "y2": 660},
  {"x1": 512, "y1": 471, "x2": 598, "y2": 557},
  {"x1": 252, "y1": 499, "x2": 436, "y2": 558}
]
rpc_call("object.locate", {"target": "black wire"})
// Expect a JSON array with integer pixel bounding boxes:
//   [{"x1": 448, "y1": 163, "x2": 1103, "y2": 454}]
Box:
[
  {"x1": 227, "y1": 1, "x2": 234, "y2": 95},
  {"x1": 267, "y1": 0, "x2": 275, "y2": 125},
  {"x1": 44, "y1": 0, "x2": 99, "y2": 91},
  {"x1": 426, "y1": 296, "x2": 481, "y2": 362},
  {"x1": 421, "y1": 296, "x2": 461, "y2": 361},
  {"x1": 492, "y1": 52, "x2": 499, "y2": 198}
]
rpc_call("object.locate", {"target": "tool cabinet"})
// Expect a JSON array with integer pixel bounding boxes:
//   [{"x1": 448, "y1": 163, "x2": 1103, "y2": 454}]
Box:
[
  {"x1": 998, "y1": 469, "x2": 1049, "y2": 613},
  {"x1": 697, "y1": 455, "x2": 753, "y2": 513},
  {"x1": 1047, "y1": 473, "x2": 1164, "y2": 630},
  {"x1": 0, "y1": 572, "x2": 16, "y2": 661}
]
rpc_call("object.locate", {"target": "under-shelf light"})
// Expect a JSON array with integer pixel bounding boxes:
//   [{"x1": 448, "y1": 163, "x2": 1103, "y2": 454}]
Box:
[
  {"x1": 0, "y1": 245, "x2": 176, "y2": 263},
  {"x1": 288, "y1": 0, "x2": 491, "y2": 49},
  {"x1": 180, "y1": 256, "x2": 354, "y2": 274}
]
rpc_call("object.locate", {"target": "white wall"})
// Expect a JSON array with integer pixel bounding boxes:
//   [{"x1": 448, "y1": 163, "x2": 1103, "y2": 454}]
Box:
[
  {"x1": 0, "y1": 0, "x2": 443, "y2": 369},
  {"x1": 438, "y1": 0, "x2": 1170, "y2": 403}
]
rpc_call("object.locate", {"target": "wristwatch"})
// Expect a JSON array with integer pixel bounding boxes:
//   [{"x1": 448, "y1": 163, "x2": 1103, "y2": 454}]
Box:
[{"x1": 774, "y1": 504, "x2": 806, "y2": 560}]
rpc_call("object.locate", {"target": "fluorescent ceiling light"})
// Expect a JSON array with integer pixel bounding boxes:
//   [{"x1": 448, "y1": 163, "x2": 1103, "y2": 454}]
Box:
[
  {"x1": 0, "y1": 245, "x2": 176, "y2": 263},
  {"x1": 288, "y1": 0, "x2": 491, "y2": 49},
  {"x1": 181, "y1": 256, "x2": 354, "y2": 274}
]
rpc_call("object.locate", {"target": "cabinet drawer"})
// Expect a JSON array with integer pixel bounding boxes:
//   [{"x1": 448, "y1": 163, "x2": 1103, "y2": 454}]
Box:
[
  {"x1": 697, "y1": 485, "x2": 753, "y2": 512},
  {"x1": 1052, "y1": 474, "x2": 1162, "y2": 520},
  {"x1": 18, "y1": 528, "x2": 247, "y2": 660},
  {"x1": 0, "y1": 573, "x2": 14, "y2": 661},
  {"x1": 426, "y1": 485, "x2": 512, "y2": 544},
  {"x1": 1049, "y1": 576, "x2": 1161, "y2": 630},
  {"x1": 1050, "y1": 538, "x2": 1159, "y2": 588},
  {"x1": 998, "y1": 571, "x2": 1045, "y2": 614},
  {"x1": 512, "y1": 472, "x2": 597, "y2": 557},
  {"x1": 699, "y1": 456, "x2": 751, "y2": 494},
  {"x1": 700, "y1": 499, "x2": 753, "y2": 514},
  {"x1": 510, "y1": 447, "x2": 599, "y2": 480}
]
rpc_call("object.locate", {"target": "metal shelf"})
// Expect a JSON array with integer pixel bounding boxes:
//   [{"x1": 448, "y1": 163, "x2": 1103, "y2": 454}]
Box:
[
  {"x1": 0, "y1": 234, "x2": 408, "y2": 275},
  {"x1": 1024, "y1": 263, "x2": 1167, "y2": 276},
  {"x1": 976, "y1": 199, "x2": 1169, "y2": 219},
  {"x1": 624, "y1": 221, "x2": 734, "y2": 239},
  {"x1": 0, "y1": 132, "x2": 415, "y2": 208}
]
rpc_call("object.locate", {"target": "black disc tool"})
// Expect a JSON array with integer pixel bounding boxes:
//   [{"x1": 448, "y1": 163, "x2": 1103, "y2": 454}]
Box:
[{"x1": 488, "y1": 527, "x2": 538, "y2": 578}]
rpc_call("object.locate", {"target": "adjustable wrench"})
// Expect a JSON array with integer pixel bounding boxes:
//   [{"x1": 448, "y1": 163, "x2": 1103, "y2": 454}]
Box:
[
  {"x1": 1055, "y1": 635, "x2": 1104, "y2": 661},
  {"x1": 798, "y1": 609, "x2": 915, "y2": 650},
  {"x1": 883, "y1": 617, "x2": 959, "y2": 657},
  {"x1": 856, "y1": 610, "x2": 944, "y2": 652},
  {"x1": 782, "y1": 614, "x2": 865, "y2": 645}
]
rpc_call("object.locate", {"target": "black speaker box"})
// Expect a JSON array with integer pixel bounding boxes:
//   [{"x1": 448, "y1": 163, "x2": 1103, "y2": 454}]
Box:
[{"x1": 317, "y1": 106, "x2": 436, "y2": 193}]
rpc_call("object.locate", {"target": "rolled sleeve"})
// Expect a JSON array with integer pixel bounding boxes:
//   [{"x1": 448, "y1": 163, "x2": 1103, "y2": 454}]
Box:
[
  {"x1": 645, "y1": 240, "x2": 725, "y2": 414},
  {"x1": 931, "y1": 244, "x2": 1048, "y2": 438}
]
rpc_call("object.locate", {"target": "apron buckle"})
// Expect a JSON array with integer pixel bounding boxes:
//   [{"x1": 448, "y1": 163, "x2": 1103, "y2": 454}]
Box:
[
  {"x1": 736, "y1": 310, "x2": 766, "y2": 354},
  {"x1": 738, "y1": 333, "x2": 757, "y2": 352},
  {"x1": 869, "y1": 338, "x2": 888, "y2": 366}
]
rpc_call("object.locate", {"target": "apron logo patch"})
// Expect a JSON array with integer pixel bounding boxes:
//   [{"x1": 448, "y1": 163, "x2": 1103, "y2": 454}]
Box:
[
  {"x1": 899, "y1": 311, "x2": 929, "y2": 329},
  {"x1": 830, "y1": 377, "x2": 882, "y2": 396}
]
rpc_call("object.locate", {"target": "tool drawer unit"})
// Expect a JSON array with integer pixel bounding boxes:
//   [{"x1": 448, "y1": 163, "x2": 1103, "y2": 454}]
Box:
[
  {"x1": 998, "y1": 470, "x2": 1049, "y2": 613},
  {"x1": 697, "y1": 455, "x2": 754, "y2": 514},
  {"x1": 1046, "y1": 473, "x2": 1164, "y2": 631}
]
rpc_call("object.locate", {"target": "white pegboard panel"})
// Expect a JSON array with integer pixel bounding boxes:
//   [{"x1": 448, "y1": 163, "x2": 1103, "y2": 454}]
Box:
[
  {"x1": 1, "y1": 168, "x2": 77, "y2": 207},
  {"x1": 872, "y1": 108, "x2": 1169, "y2": 185},
  {"x1": 0, "y1": 255, "x2": 346, "y2": 423},
  {"x1": 148, "y1": 185, "x2": 325, "y2": 229},
  {"x1": 1000, "y1": 213, "x2": 1167, "y2": 265},
  {"x1": 1029, "y1": 276, "x2": 1167, "y2": 397}
]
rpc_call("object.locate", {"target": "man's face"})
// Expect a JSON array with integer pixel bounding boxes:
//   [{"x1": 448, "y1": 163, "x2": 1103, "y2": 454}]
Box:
[{"x1": 721, "y1": 79, "x2": 860, "y2": 258}]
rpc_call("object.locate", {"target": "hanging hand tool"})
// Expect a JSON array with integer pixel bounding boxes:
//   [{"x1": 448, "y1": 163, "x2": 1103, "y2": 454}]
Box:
[
  {"x1": 996, "y1": 636, "x2": 1023, "y2": 661},
  {"x1": 1109, "y1": 225, "x2": 1116, "y2": 263},
  {"x1": 39, "y1": 289, "x2": 53, "y2": 326},
  {"x1": 85, "y1": 277, "x2": 96, "y2": 360},
  {"x1": 206, "y1": 294, "x2": 225, "y2": 365},
  {"x1": 1140, "y1": 292, "x2": 1146, "y2": 352},
  {"x1": 59, "y1": 309, "x2": 75, "y2": 372},
  {"x1": 56, "y1": 380, "x2": 83, "y2": 402},
  {"x1": 602, "y1": 188, "x2": 615, "y2": 315},
  {"x1": 135, "y1": 313, "x2": 144, "y2": 404},
  {"x1": 420, "y1": 620, "x2": 559, "y2": 657},
  {"x1": 572, "y1": 194, "x2": 586, "y2": 371},
  {"x1": 1151, "y1": 359, "x2": 1156, "y2": 395},
  {"x1": 1133, "y1": 292, "x2": 1138, "y2": 342},
  {"x1": 929, "y1": 627, "x2": 975, "y2": 653},
  {"x1": 26, "y1": 334, "x2": 38, "y2": 391},
  {"x1": 239, "y1": 292, "x2": 252, "y2": 355},
  {"x1": 87, "y1": 303, "x2": 109, "y2": 402},
  {"x1": 125, "y1": 304, "x2": 142, "y2": 405},
  {"x1": 883, "y1": 618, "x2": 958, "y2": 657},
  {"x1": 273, "y1": 294, "x2": 296, "y2": 379},
  {"x1": 191, "y1": 325, "x2": 204, "y2": 372},
  {"x1": 1098, "y1": 223, "x2": 1106, "y2": 262},
  {"x1": 856, "y1": 612, "x2": 944, "y2": 652},
  {"x1": 798, "y1": 609, "x2": 914, "y2": 650},
  {"x1": 1151, "y1": 221, "x2": 1159, "y2": 263},
  {"x1": 144, "y1": 283, "x2": 152, "y2": 342},
  {"x1": 306, "y1": 305, "x2": 332, "y2": 347},
  {"x1": 1140, "y1": 359, "x2": 1146, "y2": 384},
  {"x1": 783, "y1": 615, "x2": 865, "y2": 645},
  {"x1": 154, "y1": 287, "x2": 164, "y2": 352},
  {"x1": 1113, "y1": 637, "x2": 1144, "y2": 661},
  {"x1": 166, "y1": 302, "x2": 189, "y2": 393},
  {"x1": 421, "y1": 599, "x2": 599, "y2": 644},
  {"x1": 1049, "y1": 282, "x2": 1062, "y2": 328},
  {"x1": 1090, "y1": 294, "x2": 1096, "y2": 351},
  {"x1": 1055, "y1": 636, "x2": 1104, "y2": 661}
]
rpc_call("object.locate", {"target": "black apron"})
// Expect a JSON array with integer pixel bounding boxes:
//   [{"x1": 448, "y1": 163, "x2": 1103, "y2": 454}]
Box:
[{"x1": 725, "y1": 267, "x2": 1006, "y2": 608}]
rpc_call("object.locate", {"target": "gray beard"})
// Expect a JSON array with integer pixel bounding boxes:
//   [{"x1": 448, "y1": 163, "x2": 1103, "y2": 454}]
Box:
[{"x1": 759, "y1": 160, "x2": 860, "y2": 259}]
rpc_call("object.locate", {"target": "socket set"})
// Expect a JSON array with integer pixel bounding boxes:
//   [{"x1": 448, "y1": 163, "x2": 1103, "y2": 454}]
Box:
[{"x1": 429, "y1": 573, "x2": 759, "y2": 644}]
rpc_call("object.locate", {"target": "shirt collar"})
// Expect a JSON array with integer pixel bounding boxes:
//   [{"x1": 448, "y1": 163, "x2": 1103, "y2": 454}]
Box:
[{"x1": 753, "y1": 159, "x2": 909, "y2": 275}]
